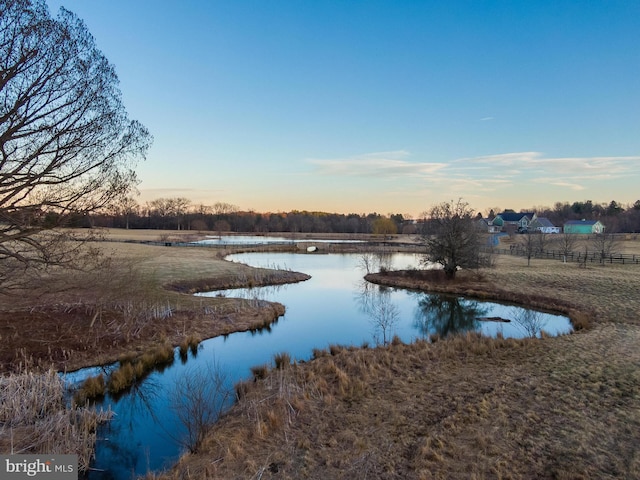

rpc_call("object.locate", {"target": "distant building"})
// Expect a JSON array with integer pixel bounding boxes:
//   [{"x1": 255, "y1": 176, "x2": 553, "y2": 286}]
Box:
[
  {"x1": 563, "y1": 220, "x2": 605, "y2": 234},
  {"x1": 492, "y1": 212, "x2": 536, "y2": 232},
  {"x1": 529, "y1": 217, "x2": 560, "y2": 234},
  {"x1": 476, "y1": 217, "x2": 501, "y2": 233}
]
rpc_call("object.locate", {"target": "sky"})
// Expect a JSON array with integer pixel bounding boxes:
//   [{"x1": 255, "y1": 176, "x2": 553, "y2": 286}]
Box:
[{"x1": 45, "y1": 0, "x2": 640, "y2": 217}]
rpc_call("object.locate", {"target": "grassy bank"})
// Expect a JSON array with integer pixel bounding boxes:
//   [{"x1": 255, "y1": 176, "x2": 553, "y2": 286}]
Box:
[
  {"x1": 0, "y1": 234, "x2": 308, "y2": 373},
  {"x1": 150, "y1": 250, "x2": 640, "y2": 479}
]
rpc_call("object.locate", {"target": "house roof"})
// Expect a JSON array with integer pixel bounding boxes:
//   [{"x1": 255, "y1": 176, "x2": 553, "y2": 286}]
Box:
[
  {"x1": 564, "y1": 220, "x2": 600, "y2": 225},
  {"x1": 531, "y1": 217, "x2": 556, "y2": 228},
  {"x1": 496, "y1": 212, "x2": 534, "y2": 222}
]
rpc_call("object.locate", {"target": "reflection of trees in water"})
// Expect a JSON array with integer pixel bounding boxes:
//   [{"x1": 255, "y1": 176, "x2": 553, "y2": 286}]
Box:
[
  {"x1": 91, "y1": 352, "x2": 236, "y2": 479},
  {"x1": 211, "y1": 284, "x2": 288, "y2": 303},
  {"x1": 357, "y1": 251, "x2": 395, "y2": 274},
  {"x1": 355, "y1": 280, "x2": 400, "y2": 345},
  {"x1": 169, "y1": 358, "x2": 233, "y2": 453},
  {"x1": 511, "y1": 307, "x2": 548, "y2": 338},
  {"x1": 413, "y1": 294, "x2": 488, "y2": 338},
  {"x1": 92, "y1": 375, "x2": 164, "y2": 478}
]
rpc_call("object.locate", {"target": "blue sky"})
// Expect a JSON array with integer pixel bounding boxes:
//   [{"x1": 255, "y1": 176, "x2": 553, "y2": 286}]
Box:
[{"x1": 46, "y1": 0, "x2": 640, "y2": 217}]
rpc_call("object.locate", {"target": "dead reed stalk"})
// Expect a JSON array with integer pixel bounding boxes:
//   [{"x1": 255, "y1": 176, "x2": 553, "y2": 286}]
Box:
[{"x1": 0, "y1": 368, "x2": 112, "y2": 473}]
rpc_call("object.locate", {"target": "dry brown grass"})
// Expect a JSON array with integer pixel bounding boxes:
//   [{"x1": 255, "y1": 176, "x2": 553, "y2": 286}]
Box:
[
  {"x1": 0, "y1": 232, "x2": 307, "y2": 372},
  {"x1": 0, "y1": 368, "x2": 112, "y2": 473},
  {"x1": 150, "y1": 248, "x2": 640, "y2": 480}
]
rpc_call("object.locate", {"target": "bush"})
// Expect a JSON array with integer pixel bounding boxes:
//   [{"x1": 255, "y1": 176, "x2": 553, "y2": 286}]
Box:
[
  {"x1": 274, "y1": 352, "x2": 291, "y2": 369},
  {"x1": 251, "y1": 364, "x2": 269, "y2": 380}
]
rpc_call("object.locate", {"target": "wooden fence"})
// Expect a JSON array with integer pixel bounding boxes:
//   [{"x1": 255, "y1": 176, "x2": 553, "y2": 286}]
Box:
[{"x1": 487, "y1": 247, "x2": 640, "y2": 265}]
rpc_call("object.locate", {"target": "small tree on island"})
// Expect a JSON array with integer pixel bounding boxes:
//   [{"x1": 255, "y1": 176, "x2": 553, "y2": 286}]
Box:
[{"x1": 420, "y1": 199, "x2": 488, "y2": 279}]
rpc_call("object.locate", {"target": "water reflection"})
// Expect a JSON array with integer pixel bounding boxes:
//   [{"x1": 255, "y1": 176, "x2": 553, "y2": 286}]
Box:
[
  {"x1": 355, "y1": 281, "x2": 400, "y2": 345},
  {"x1": 74, "y1": 252, "x2": 572, "y2": 480},
  {"x1": 169, "y1": 358, "x2": 233, "y2": 454},
  {"x1": 92, "y1": 376, "x2": 165, "y2": 480},
  {"x1": 195, "y1": 235, "x2": 366, "y2": 246},
  {"x1": 413, "y1": 295, "x2": 489, "y2": 338},
  {"x1": 511, "y1": 308, "x2": 548, "y2": 338},
  {"x1": 357, "y1": 251, "x2": 399, "y2": 274}
]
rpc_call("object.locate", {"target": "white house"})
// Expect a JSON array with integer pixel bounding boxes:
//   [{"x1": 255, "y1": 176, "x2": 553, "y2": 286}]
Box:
[{"x1": 529, "y1": 217, "x2": 560, "y2": 234}]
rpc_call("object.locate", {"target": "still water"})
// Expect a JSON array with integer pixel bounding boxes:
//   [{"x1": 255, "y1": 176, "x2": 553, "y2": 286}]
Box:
[
  {"x1": 194, "y1": 235, "x2": 365, "y2": 246},
  {"x1": 71, "y1": 252, "x2": 572, "y2": 479}
]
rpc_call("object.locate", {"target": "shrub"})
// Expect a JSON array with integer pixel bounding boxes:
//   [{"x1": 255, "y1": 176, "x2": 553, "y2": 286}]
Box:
[
  {"x1": 312, "y1": 348, "x2": 328, "y2": 359},
  {"x1": 74, "y1": 374, "x2": 106, "y2": 404},
  {"x1": 107, "y1": 362, "x2": 135, "y2": 394},
  {"x1": 274, "y1": 352, "x2": 291, "y2": 369},
  {"x1": 251, "y1": 364, "x2": 269, "y2": 380},
  {"x1": 329, "y1": 344, "x2": 343, "y2": 356}
]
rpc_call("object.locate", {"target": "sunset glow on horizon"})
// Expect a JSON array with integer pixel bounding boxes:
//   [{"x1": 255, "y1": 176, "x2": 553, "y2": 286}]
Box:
[{"x1": 47, "y1": 0, "x2": 640, "y2": 217}]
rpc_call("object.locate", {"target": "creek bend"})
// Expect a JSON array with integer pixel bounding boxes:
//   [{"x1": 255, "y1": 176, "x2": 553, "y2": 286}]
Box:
[{"x1": 70, "y1": 252, "x2": 572, "y2": 479}]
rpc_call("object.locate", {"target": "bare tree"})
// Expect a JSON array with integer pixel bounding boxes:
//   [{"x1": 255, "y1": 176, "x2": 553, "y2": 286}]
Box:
[
  {"x1": 111, "y1": 194, "x2": 139, "y2": 229},
  {"x1": 535, "y1": 232, "x2": 550, "y2": 255},
  {"x1": 172, "y1": 197, "x2": 191, "y2": 230},
  {"x1": 592, "y1": 233, "x2": 620, "y2": 264},
  {"x1": 213, "y1": 202, "x2": 239, "y2": 215},
  {"x1": 519, "y1": 231, "x2": 537, "y2": 266},
  {"x1": 147, "y1": 197, "x2": 191, "y2": 229},
  {"x1": 555, "y1": 232, "x2": 578, "y2": 263},
  {"x1": 420, "y1": 199, "x2": 486, "y2": 278},
  {"x1": 170, "y1": 359, "x2": 232, "y2": 453},
  {"x1": 0, "y1": 0, "x2": 151, "y2": 292}
]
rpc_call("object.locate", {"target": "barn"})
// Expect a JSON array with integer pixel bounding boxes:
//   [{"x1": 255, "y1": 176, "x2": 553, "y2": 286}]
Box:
[{"x1": 563, "y1": 220, "x2": 605, "y2": 234}]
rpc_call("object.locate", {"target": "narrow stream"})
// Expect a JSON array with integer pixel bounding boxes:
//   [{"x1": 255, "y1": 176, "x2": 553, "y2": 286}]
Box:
[{"x1": 68, "y1": 252, "x2": 572, "y2": 479}]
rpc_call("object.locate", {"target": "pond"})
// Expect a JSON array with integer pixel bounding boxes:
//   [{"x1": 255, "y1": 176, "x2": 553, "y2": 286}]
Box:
[
  {"x1": 69, "y1": 252, "x2": 572, "y2": 479},
  {"x1": 193, "y1": 234, "x2": 366, "y2": 246}
]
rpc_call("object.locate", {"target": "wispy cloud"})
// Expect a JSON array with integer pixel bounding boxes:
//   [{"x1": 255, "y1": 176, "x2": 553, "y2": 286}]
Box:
[
  {"x1": 531, "y1": 177, "x2": 586, "y2": 191},
  {"x1": 454, "y1": 152, "x2": 640, "y2": 194},
  {"x1": 305, "y1": 150, "x2": 639, "y2": 200},
  {"x1": 464, "y1": 152, "x2": 639, "y2": 177},
  {"x1": 480, "y1": 116, "x2": 494, "y2": 121},
  {"x1": 307, "y1": 150, "x2": 447, "y2": 178}
]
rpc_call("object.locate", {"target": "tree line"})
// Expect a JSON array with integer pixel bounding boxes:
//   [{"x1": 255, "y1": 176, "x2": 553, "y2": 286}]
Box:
[
  {"x1": 74, "y1": 196, "x2": 640, "y2": 234},
  {"x1": 487, "y1": 199, "x2": 640, "y2": 233},
  {"x1": 79, "y1": 197, "x2": 413, "y2": 235}
]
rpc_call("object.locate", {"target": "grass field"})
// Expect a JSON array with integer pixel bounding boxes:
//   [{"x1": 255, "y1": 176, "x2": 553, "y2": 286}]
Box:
[{"x1": 3, "y1": 230, "x2": 640, "y2": 478}]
